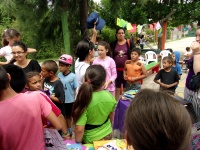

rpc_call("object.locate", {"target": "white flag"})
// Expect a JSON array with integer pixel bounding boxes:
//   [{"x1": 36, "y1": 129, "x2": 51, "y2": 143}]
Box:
[{"x1": 156, "y1": 22, "x2": 162, "y2": 30}]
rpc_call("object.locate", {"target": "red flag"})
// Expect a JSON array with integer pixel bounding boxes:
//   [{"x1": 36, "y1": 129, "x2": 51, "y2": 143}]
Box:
[
  {"x1": 149, "y1": 24, "x2": 154, "y2": 31},
  {"x1": 128, "y1": 24, "x2": 137, "y2": 33}
]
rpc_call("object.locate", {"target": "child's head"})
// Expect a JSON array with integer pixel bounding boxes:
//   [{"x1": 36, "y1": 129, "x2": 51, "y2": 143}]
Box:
[
  {"x1": 76, "y1": 39, "x2": 95, "y2": 61},
  {"x1": 73, "y1": 65, "x2": 106, "y2": 123},
  {"x1": 2, "y1": 64, "x2": 26, "y2": 93},
  {"x1": 186, "y1": 47, "x2": 190, "y2": 52},
  {"x1": 130, "y1": 48, "x2": 141, "y2": 61},
  {"x1": 125, "y1": 89, "x2": 191, "y2": 150},
  {"x1": 0, "y1": 66, "x2": 9, "y2": 91},
  {"x1": 97, "y1": 41, "x2": 111, "y2": 58},
  {"x1": 41, "y1": 60, "x2": 58, "y2": 78},
  {"x1": 25, "y1": 72, "x2": 42, "y2": 91},
  {"x1": 3, "y1": 29, "x2": 21, "y2": 46},
  {"x1": 162, "y1": 56, "x2": 173, "y2": 69},
  {"x1": 58, "y1": 54, "x2": 73, "y2": 73}
]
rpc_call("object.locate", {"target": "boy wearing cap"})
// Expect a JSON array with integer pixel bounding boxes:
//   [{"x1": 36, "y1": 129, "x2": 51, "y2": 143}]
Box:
[{"x1": 58, "y1": 54, "x2": 77, "y2": 137}]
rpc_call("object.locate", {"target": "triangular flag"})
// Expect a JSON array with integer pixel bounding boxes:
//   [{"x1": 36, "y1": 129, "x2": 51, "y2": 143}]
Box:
[
  {"x1": 158, "y1": 28, "x2": 163, "y2": 37},
  {"x1": 126, "y1": 23, "x2": 133, "y2": 30},
  {"x1": 156, "y1": 22, "x2": 161, "y2": 30},
  {"x1": 116, "y1": 18, "x2": 121, "y2": 27},
  {"x1": 128, "y1": 24, "x2": 137, "y2": 33},
  {"x1": 118, "y1": 19, "x2": 126, "y2": 27},
  {"x1": 137, "y1": 25, "x2": 143, "y2": 34},
  {"x1": 149, "y1": 24, "x2": 154, "y2": 31}
]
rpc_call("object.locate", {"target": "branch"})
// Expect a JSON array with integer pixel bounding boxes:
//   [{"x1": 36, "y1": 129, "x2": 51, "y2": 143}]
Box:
[{"x1": 160, "y1": 9, "x2": 176, "y2": 23}]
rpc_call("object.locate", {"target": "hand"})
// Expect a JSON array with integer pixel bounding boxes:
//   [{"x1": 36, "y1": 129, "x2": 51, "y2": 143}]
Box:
[
  {"x1": 124, "y1": 75, "x2": 128, "y2": 80},
  {"x1": 92, "y1": 25, "x2": 97, "y2": 35},
  {"x1": 191, "y1": 41, "x2": 200, "y2": 53},
  {"x1": 165, "y1": 84, "x2": 170, "y2": 88},
  {"x1": 104, "y1": 81, "x2": 111, "y2": 89}
]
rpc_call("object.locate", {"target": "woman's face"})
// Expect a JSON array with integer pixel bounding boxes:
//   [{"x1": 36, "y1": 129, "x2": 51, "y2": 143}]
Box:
[
  {"x1": 12, "y1": 45, "x2": 27, "y2": 62},
  {"x1": 116, "y1": 29, "x2": 125, "y2": 41},
  {"x1": 196, "y1": 29, "x2": 200, "y2": 43}
]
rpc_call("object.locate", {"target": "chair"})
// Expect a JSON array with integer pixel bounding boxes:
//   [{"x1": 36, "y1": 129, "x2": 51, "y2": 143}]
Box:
[
  {"x1": 160, "y1": 50, "x2": 171, "y2": 59},
  {"x1": 145, "y1": 51, "x2": 158, "y2": 64},
  {"x1": 139, "y1": 56, "x2": 146, "y2": 64}
]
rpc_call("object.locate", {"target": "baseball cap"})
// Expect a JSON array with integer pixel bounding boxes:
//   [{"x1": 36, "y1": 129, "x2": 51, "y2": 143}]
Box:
[
  {"x1": 58, "y1": 54, "x2": 73, "y2": 65},
  {"x1": 87, "y1": 12, "x2": 105, "y2": 30}
]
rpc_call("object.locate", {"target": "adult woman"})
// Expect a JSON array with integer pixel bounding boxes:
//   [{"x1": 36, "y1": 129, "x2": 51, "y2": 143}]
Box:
[
  {"x1": 125, "y1": 89, "x2": 191, "y2": 150},
  {"x1": 0, "y1": 28, "x2": 36, "y2": 65},
  {"x1": 75, "y1": 39, "x2": 95, "y2": 94},
  {"x1": 110, "y1": 27, "x2": 135, "y2": 100},
  {"x1": 184, "y1": 28, "x2": 200, "y2": 122},
  {"x1": 11, "y1": 41, "x2": 41, "y2": 73}
]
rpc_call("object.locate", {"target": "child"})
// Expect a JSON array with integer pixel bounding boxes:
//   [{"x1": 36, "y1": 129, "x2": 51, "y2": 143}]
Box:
[
  {"x1": 125, "y1": 89, "x2": 191, "y2": 150},
  {"x1": 72, "y1": 65, "x2": 116, "y2": 144},
  {"x1": 171, "y1": 51, "x2": 182, "y2": 78},
  {"x1": 123, "y1": 48, "x2": 147, "y2": 91},
  {"x1": 0, "y1": 66, "x2": 62, "y2": 149},
  {"x1": 154, "y1": 56, "x2": 180, "y2": 93},
  {"x1": 25, "y1": 71, "x2": 69, "y2": 139},
  {"x1": 58, "y1": 54, "x2": 77, "y2": 137},
  {"x1": 93, "y1": 41, "x2": 117, "y2": 96},
  {"x1": 41, "y1": 60, "x2": 65, "y2": 115}
]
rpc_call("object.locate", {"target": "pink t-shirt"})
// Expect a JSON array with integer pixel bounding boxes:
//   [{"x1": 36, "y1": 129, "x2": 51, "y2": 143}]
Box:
[
  {"x1": 93, "y1": 56, "x2": 117, "y2": 92},
  {"x1": 0, "y1": 92, "x2": 52, "y2": 150}
]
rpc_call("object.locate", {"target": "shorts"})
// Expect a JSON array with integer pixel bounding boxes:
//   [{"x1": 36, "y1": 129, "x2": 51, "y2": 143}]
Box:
[
  {"x1": 125, "y1": 83, "x2": 141, "y2": 91},
  {"x1": 64, "y1": 102, "x2": 74, "y2": 118},
  {"x1": 115, "y1": 70, "x2": 126, "y2": 88}
]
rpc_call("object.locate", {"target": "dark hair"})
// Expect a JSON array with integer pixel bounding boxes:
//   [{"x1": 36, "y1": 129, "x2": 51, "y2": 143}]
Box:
[
  {"x1": 116, "y1": 27, "x2": 125, "y2": 34},
  {"x1": 12, "y1": 41, "x2": 28, "y2": 52},
  {"x1": 75, "y1": 39, "x2": 95, "y2": 61},
  {"x1": 26, "y1": 71, "x2": 40, "y2": 83},
  {"x1": 140, "y1": 35, "x2": 144, "y2": 39},
  {"x1": 2, "y1": 64, "x2": 26, "y2": 93},
  {"x1": 125, "y1": 89, "x2": 191, "y2": 150},
  {"x1": 186, "y1": 47, "x2": 190, "y2": 51},
  {"x1": 166, "y1": 48, "x2": 173, "y2": 53},
  {"x1": 72, "y1": 65, "x2": 106, "y2": 123},
  {"x1": 97, "y1": 41, "x2": 111, "y2": 56},
  {"x1": 2, "y1": 29, "x2": 21, "y2": 46},
  {"x1": 0, "y1": 66, "x2": 9, "y2": 90},
  {"x1": 115, "y1": 27, "x2": 126, "y2": 40},
  {"x1": 42, "y1": 60, "x2": 58, "y2": 74},
  {"x1": 163, "y1": 56, "x2": 173, "y2": 64},
  {"x1": 130, "y1": 48, "x2": 141, "y2": 56}
]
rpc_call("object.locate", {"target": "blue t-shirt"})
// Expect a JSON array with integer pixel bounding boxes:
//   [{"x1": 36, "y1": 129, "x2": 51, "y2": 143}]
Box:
[{"x1": 58, "y1": 72, "x2": 77, "y2": 103}]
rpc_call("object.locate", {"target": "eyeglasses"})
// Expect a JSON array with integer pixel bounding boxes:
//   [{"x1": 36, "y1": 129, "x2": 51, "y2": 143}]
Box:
[{"x1": 11, "y1": 51, "x2": 25, "y2": 55}]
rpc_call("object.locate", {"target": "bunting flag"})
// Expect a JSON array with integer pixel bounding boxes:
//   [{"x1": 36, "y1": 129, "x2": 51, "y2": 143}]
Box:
[
  {"x1": 126, "y1": 23, "x2": 133, "y2": 30},
  {"x1": 158, "y1": 28, "x2": 163, "y2": 37},
  {"x1": 149, "y1": 24, "x2": 154, "y2": 31},
  {"x1": 137, "y1": 25, "x2": 143, "y2": 34},
  {"x1": 156, "y1": 22, "x2": 162, "y2": 30},
  {"x1": 116, "y1": 18, "x2": 127, "y2": 27},
  {"x1": 128, "y1": 24, "x2": 137, "y2": 33}
]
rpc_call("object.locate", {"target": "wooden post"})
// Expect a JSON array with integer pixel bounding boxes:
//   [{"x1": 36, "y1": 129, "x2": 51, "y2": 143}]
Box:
[{"x1": 161, "y1": 21, "x2": 167, "y2": 50}]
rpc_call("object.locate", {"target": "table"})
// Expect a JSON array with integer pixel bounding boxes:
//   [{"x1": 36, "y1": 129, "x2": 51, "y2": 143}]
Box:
[{"x1": 113, "y1": 100, "x2": 131, "y2": 133}]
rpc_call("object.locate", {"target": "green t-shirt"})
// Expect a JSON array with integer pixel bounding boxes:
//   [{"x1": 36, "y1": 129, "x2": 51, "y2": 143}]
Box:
[{"x1": 76, "y1": 90, "x2": 116, "y2": 143}]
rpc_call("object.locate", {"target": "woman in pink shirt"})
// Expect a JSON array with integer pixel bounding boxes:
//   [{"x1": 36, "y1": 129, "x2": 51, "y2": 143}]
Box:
[{"x1": 93, "y1": 41, "x2": 117, "y2": 97}]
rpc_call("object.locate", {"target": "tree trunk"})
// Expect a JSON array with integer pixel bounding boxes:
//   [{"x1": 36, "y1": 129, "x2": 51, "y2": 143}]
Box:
[
  {"x1": 79, "y1": 0, "x2": 88, "y2": 39},
  {"x1": 61, "y1": 0, "x2": 70, "y2": 54}
]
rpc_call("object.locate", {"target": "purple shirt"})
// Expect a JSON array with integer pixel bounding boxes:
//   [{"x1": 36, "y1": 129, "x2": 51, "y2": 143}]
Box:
[
  {"x1": 186, "y1": 57, "x2": 195, "y2": 90},
  {"x1": 113, "y1": 43, "x2": 128, "y2": 68},
  {"x1": 93, "y1": 56, "x2": 117, "y2": 92}
]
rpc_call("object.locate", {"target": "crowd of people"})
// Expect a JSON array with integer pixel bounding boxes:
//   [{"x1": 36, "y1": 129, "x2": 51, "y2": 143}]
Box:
[{"x1": 0, "y1": 27, "x2": 200, "y2": 150}]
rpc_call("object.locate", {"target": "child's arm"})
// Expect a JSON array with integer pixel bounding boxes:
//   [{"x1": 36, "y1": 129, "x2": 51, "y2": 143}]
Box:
[
  {"x1": 75, "y1": 125, "x2": 85, "y2": 143},
  {"x1": 52, "y1": 80, "x2": 65, "y2": 103},
  {"x1": 50, "y1": 95, "x2": 62, "y2": 103},
  {"x1": 123, "y1": 61, "x2": 129, "y2": 80},
  {"x1": 165, "y1": 81, "x2": 179, "y2": 88},
  {"x1": 46, "y1": 111, "x2": 62, "y2": 130},
  {"x1": 27, "y1": 48, "x2": 37, "y2": 53},
  {"x1": 154, "y1": 71, "x2": 165, "y2": 86},
  {"x1": 74, "y1": 88, "x2": 77, "y2": 98}
]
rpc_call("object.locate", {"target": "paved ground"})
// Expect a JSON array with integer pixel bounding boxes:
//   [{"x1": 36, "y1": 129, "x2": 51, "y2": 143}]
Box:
[{"x1": 141, "y1": 36, "x2": 195, "y2": 98}]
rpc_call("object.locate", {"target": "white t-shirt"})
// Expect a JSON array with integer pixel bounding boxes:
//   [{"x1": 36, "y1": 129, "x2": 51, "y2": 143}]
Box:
[
  {"x1": 0, "y1": 46, "x2": 13, "y2": 62},
  {"x1": 75, "y1": 58, "x2": 90, "y2": 94}
]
